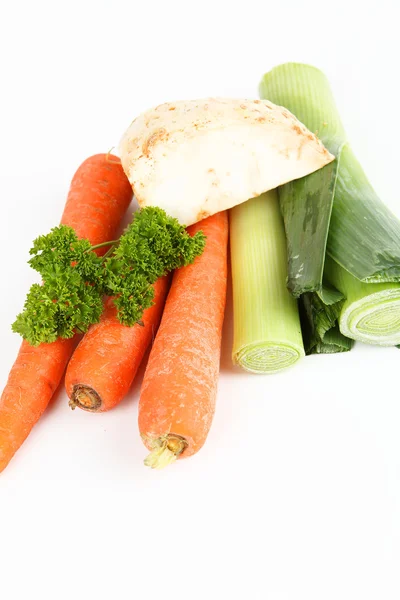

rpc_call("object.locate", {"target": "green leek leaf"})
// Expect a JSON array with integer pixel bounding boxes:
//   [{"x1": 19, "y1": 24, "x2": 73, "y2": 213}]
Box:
[
  {"x1": 301, "y1": 284, "x2": 354, "y2": 354},
  {"x1": 259, "y1": 63, "x2": 400, "y2": 347},
  {"x1": 279, "y1": 160, "x2": 339, "y2": 297}
]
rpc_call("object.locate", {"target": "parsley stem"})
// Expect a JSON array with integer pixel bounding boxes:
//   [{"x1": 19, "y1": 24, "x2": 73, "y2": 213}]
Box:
[
  {"x1": 101, "y1": 245, "x2": 116, "y2": 261},
  {"x1": 87, "y1": 240, "x2": 119, "y2": 252}
]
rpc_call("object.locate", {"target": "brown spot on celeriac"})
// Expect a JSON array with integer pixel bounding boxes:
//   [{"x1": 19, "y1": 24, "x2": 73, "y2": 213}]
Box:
[
  {"x1": 142, "y1": 128, "x2": 168, "y2": 157},
  {"x1": 196, "y1": 209, "x2": 210, "y2": 222}
]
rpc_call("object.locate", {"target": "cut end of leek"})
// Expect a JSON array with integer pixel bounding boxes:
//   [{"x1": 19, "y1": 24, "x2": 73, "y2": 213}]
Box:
[
  {"x1": 325, "y1": 255, "x2": 400, "y2": 346},
  {"x1": 233, "y1": 341, "x2": 304, "y2": 374},
  {"x1": 340, "y1": 288, "x2": 400, "y2": 346}
]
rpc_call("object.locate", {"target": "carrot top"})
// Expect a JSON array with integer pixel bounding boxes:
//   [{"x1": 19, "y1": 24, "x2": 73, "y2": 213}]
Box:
[{"x1": 13, "y1": 207, "x2": 206, "y2": 345}]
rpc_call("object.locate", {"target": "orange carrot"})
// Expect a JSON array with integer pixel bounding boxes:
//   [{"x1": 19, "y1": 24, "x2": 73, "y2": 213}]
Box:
[
  {"x1": 0, "y1": 154, "x2": 132, "y2": 472},
  {"x1": 0, "y1": 338, "x2": 77, "y2": 472},
  {"x1": 65, "y1": 276, "x2": 170, "y2": 413},
  {"x1": 60, "y1": 153, "x2": 132, "y2": 251},
  {"x1": 138, "y1": 212, "x2": 228, "y2": 469}
]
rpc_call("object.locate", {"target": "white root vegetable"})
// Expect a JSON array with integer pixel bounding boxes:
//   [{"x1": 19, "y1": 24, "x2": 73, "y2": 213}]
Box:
[{"x1": 119, "y1": 97, "x2": 334, "y2": 226}]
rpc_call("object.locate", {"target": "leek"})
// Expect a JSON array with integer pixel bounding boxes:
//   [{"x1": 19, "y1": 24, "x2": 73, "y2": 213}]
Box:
[
  {"x1": 325, "y1": 256, "x2": 400, "y2": 346},
  {"x1": 259, "y1": 63, "x2": 400, "y2": 347},
  {"x1": 301, "y1": 284, "x2": 354, "y2": 354},
  {"x1": 230, "y1": 190, "x2": 304, "y2": 373}
]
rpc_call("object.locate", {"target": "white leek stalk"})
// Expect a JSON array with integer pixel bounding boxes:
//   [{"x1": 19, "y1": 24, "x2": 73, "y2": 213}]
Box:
[{"x1": 230, "y1": 191, "x2": 304, "y2": 373}]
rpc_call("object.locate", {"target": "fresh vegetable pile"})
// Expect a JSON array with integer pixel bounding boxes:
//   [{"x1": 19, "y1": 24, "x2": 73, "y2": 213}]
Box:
[
  {"x1": 259, "y1": 64, "x2": 400, "y2": 351},
  {"x1": 2, "y1": 64, "x2": 399, "y2": 472}
]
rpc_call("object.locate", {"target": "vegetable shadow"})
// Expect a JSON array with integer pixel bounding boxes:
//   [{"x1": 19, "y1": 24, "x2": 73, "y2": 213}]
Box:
[{"x1": 220, "y1": 248, "x2": 244, "y2": 375}]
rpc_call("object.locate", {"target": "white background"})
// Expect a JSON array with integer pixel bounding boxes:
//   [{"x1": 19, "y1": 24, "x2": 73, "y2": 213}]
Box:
[{"x1": 1, "y1": 1, "x2": 400, "y2": 599}]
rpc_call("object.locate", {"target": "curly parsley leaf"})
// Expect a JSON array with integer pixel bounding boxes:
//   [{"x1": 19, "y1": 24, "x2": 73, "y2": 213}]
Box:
[
  {"x1": 102, "y1": 207, "x2": 206, "y2": 326},
  {"x1": 12, "y1": 250, "x2": 104, "y2": 345},
  {"x1": 13, "y1": 208, "x2": 206, "y2": 344}
]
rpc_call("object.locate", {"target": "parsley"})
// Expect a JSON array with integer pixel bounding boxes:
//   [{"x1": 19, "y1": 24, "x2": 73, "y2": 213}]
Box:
[{"x1": 12, "y1": 208, "x2": 206, "y2": 345}]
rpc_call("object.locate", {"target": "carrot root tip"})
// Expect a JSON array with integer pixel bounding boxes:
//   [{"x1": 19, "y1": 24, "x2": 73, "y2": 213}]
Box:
[
  {"x1": 70, "y1": 385, "x2": 102, "y2": 412},
  {"x1": 105, "y1": 147, "x2": 121, "y2": 164},
  {"x1": 143, "y1": 434, "x2": 188, "y2": 470}
]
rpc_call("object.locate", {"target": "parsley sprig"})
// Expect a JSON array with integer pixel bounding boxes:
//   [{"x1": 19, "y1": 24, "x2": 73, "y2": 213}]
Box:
[{"x1": 13, "y1": 207, "x2": 206, "y2": 345}]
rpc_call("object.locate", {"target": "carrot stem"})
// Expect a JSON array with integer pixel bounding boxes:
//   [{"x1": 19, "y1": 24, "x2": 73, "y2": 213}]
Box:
[{"x1": 143, "y1": 435, "x2": 188, "y2": 469}]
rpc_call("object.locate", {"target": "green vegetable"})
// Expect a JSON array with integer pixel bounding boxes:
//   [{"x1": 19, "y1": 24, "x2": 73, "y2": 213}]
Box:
[
  {"x1": 259, "y1": 63, "x2": 400, "y2": 347},
  {"x1": 13, "y1": 207, "x2": 205, "y2": 346},
  {"x1": 325, "y1": 256, "x2": 400, "y2": 346},
  {"x1": 230, "y1": 190, "x2": 304, "y2": 373},
  {"x1": 300, "y1": 285, "x2": 354, "y2": 354}
]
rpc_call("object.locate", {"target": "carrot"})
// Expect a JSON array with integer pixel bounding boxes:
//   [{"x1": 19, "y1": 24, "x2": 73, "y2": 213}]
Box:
[
  {"x1": 65, "y1": 275, "x2": 170, "y2": 413},
  {"x1": 0, "y1": 154, "x2": 132, "y2": 472},
  {"x1": 138, "y1": 211, "x2": 228, "y2": 469},
  {"x1": 60, "y1": 153, "x2": 132, "y2": 251},
  {"x1": 0, "y1": 338, "x2": 77, "y2": 472}
]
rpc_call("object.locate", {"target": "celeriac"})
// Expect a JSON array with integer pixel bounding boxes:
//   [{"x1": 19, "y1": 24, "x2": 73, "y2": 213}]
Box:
[{"x1": 120, "y1": 97, "x2": 334, "y2": 226}]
